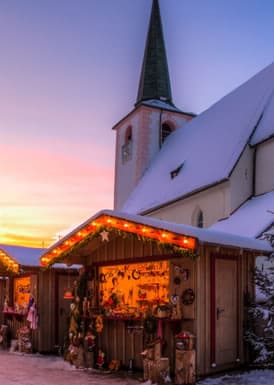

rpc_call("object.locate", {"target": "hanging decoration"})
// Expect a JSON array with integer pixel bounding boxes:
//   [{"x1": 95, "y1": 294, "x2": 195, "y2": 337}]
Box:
[
  {"x1": 95, "y1": 315, "x2": 104, "y2": 333},
  {"x1": 64, "y1": 269, "x2": 74, "y2": 300},
  {"x1": 100, "y1": 230, "x2": 109, "y2": 242},
  {"x1": 182, "y1": 288, "x2": 195, "y2": 305}
]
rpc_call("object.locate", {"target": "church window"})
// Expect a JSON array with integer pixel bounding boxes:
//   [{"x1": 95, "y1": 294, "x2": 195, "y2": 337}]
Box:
[
  {"x1": 197, "y1": 210, "x2": 204, "y2": 228},
  {"x1": 161, "y1": 122, "x2": 173, "y2": 145},
  {"x1": 122, "y1": 126, "x2": 132, "y2": 163}
]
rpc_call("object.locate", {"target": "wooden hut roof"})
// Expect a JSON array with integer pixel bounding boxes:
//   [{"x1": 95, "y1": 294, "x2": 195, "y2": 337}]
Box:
[{"x1": 40, "y1": 209, "x2": 272, "y2": 268}]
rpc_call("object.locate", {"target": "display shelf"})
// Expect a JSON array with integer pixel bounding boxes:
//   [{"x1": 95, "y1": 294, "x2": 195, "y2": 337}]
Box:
[{"x1": 3, "y1": 311, "x2": 26, "y2": 320}]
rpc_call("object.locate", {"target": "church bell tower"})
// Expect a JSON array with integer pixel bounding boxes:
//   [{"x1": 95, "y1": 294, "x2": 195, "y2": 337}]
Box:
[{"x1": 113, "y1": 0, "x2": 194, "y2": 211}]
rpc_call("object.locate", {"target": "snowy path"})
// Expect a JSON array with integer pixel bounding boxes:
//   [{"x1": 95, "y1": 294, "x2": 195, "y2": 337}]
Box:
[
  {"x1": 0, "y1": 351, "x2": 138, "y2": 385},
  {"x1": 0, "y1": 351, "x2": 274, "y2": 385}
]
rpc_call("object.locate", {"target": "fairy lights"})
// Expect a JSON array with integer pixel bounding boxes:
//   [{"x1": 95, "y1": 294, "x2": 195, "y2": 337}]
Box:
[
  {"x1": 40, "y1": 214, "x2": 197, "y2": 267},
  {"x1": 0, "y1": 249, "x2": 20, "y2": 274}
]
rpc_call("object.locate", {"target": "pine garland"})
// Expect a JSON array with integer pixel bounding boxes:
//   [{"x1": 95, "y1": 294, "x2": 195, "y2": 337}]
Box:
[{"x1": 45, "y1": 225, "x2": 198, "y2": 267}]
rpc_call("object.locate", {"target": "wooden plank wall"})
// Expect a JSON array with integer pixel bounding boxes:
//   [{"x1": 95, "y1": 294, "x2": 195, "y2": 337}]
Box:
[
  {"x1": 37, "y1": 269, "x2": 56, "y2": 352},
  {"x1": 86, "y1": 235, "x2": 163, "y2": 265}
]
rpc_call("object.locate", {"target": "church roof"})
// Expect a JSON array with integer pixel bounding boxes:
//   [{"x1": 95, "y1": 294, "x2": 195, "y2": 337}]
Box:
[
  {"x1": 136, "y1": 0, "x2": 173, "y2": 106},
  {"x1": 122, "y1": 62, "x2": 274, "y2": 214},
  {"x1": 209, "y1": 192, "x2": 274, "y2": 238}
]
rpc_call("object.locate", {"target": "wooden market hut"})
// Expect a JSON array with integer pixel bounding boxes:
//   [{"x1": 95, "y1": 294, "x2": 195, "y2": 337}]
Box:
[
  {"x1": 0, "y1": 244, "x2": 80, "y2": 353},
  {"x1": 39, "y1": 209, "x2": 272, "y2": 380}
]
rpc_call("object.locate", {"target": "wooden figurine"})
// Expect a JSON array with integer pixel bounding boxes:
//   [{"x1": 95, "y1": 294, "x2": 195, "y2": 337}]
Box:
[{"x1": 175, "y1": 350, "x2": 196, "y2": 385}]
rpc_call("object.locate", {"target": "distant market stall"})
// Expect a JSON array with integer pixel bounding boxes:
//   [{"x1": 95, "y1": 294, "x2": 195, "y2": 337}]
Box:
[
  {"x1": 40, "y1": 209, "x2": 272, "y2": 381},
  {"x1": 0, "y1": 244, "x2": 80, "y2": 353}
]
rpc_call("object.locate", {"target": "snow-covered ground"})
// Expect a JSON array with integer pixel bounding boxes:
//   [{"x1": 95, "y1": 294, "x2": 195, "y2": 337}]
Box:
[
  {"x1": 197, "y1": 369, "x2": 274, "y2": 385},
  {"x1": 0, "y1": 351, "x2": 138, "y2": 385},
  {"x1": 0, "y1": 350, "x2": 273, "y2": 385}
]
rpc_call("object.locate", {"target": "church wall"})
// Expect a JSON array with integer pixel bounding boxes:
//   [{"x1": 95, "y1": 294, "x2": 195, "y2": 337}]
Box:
[
  {"x1": 136, "y1": 107, "x2": 161, "y2": 182},
  {"x1": 114, "y1": 112, "x2": 139, "y2": 210},
  {"x1": 255, "y1": 137, "x2": 274, "y2": 195},
  {"x1": 145, "y1": 181, "x2": 230, "y2": 228},
  {"x1": 230, "y1": 146, "x2": 254, "y2": 213},
  {"x1": 114, "y1": 106, "x2": 188, "y2": 210}
]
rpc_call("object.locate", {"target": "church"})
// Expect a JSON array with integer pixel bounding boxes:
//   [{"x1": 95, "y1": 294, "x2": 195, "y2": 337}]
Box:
[
  {"x1": 114, "y1": 0, "x2": 274, "y2": 240},
  {"x1": 39, "y1": 0, "x2": 274, "y2": 380}
]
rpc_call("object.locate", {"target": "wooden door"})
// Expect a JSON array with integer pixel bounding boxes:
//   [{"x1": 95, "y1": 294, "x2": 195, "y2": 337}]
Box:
[
  {"x1": 57, "y1": 274, "x2": 72, "y2": 349},
  {"x1": 211, "y1": 256, "x2": 238, "y2": 367}
]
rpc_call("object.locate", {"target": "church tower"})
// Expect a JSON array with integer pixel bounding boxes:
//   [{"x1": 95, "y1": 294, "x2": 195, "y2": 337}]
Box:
[{"x1": 113, "y1": 0, "x2": 194, "y2": 210}]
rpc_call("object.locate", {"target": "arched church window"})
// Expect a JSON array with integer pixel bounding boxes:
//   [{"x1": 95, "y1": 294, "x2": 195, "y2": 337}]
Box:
[
  {"x1": 122, "y1": 126, "x2": 132, "y2": 163},
  {"x1": 161, "y1": 122, "x2": 173, "y2": 145},
  {"x1": 197, "y1": 210, "x2": 204, "y2": 228}
]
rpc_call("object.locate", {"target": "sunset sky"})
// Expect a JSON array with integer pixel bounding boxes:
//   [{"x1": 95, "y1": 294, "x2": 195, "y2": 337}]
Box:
[{"x1": 1, "y1": 0, "x2": 274, "y2": 247}]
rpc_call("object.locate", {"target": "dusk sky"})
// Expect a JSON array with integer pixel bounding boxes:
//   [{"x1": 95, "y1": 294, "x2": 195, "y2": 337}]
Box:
[{"x1": 1, "y1": 0, "x2": 274, "y2": 247}]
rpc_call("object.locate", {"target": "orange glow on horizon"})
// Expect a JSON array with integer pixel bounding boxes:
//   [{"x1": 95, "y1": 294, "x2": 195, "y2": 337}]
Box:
[{"x1": 0, "y1": 141, "x2": 114, "y2": 248}]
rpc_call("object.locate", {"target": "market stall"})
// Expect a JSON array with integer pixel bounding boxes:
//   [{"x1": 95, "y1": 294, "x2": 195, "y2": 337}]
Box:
[
  {"x1": 0, "y1": 244, "x2": 80, "y2": 354},
  {"x1": 40, "y1": 209, "x2": 271, "y2": 380}
]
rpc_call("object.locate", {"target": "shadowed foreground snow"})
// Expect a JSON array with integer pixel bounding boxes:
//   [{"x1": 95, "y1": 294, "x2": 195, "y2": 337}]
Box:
[
  {"x1": 0, "y1": 351, "x2": 138, "y2": 385},
  {"x1": 0, "y1": 351, "x2": 274, "y2": 385},
  {"x1": 197, "y1": 369, "x2": 274, "y2": 385}
]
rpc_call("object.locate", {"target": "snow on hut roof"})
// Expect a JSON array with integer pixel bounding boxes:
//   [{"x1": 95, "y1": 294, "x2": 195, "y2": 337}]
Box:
[
  {"x1": 209, "y1": 192, "x2": 274, "y2": 238},
  {"x1": 0, "y1": 244, "x2": 81, "y2": 270},
  {"x1": 122, "y1": 62, "x2": 274, "y2": 214},
  {"x1": 0, "y1": 244, "x2": 45, "y2": 267},
  {"x1": 40, "y1": 209, "x2": 272, "y2": 267}
]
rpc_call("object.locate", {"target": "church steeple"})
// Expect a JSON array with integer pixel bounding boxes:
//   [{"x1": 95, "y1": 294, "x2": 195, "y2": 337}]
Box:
[
  {"x1": 113, "y1": 0, "x2": 194, "y2": 211},
  {"x1": 136, "y1": 0, "x2": 173, "y2": 106}
]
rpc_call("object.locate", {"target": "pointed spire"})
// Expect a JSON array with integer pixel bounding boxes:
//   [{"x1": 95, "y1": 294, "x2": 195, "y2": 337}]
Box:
[{"x1": 136, "y1": 0, "x2": 173, "y2": 106}]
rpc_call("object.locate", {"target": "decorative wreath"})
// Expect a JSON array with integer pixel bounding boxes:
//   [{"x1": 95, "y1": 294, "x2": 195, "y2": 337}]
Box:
[
  {"x1": 143, "y1": 316, "x2": 157, "y2": 334},
  {"x1": 182, "y1": 288, "x2": 195, "y2": 305},
  {"x1": 132, "y1": 269, "x2": 140, "y2": 280}
]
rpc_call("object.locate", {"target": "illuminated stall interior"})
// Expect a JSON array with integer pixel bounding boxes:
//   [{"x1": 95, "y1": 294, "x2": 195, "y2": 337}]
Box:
[
  {"x1": 13, "y1": 276, "x2": 31, "y2": 312},
  {"x1": 99, "y1": 260, "x2": 170, "y2": 316}
]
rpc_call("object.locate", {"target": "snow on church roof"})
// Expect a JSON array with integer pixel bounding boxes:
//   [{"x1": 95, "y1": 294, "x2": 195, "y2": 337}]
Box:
[
  {"x1": 250, "y1": 89, "x2": 274, "y2": 145},
  {"x1": 122, "y1": 62, "x2": 274, "y2": 214},
  {"x1": 141, "y1": 99, "x2": 193, "y2": 114},
  {"x1": 209, "y1": 191, "x2": 274, "y2": 238}
]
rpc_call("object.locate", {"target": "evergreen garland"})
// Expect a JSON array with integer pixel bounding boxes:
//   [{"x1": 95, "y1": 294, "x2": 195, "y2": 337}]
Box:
[{"x1": 45, "y1": 225, "x2": 198, "y2": 267}]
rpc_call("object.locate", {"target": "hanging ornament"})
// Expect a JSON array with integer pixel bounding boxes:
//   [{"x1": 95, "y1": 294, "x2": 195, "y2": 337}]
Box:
[
  {"x1": 63, "y1": 269, "x2": 74, "y2": 300},
  {"x1": 100, "y1": 230, "x2": 109, "y2": 242},
  {"x1": 95, "y1": 315, "x2": 104, "y2": 333}
]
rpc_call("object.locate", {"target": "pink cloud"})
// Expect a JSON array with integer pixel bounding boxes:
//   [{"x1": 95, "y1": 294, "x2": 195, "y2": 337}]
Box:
[{"x1": 0, "y1": 141, "x2": 114, "y2": 246}]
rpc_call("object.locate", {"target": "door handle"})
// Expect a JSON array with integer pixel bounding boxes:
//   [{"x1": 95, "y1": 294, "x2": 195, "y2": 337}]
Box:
[{"x1": 217, "y1": 307, "x2": 224, "y2": 320}]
